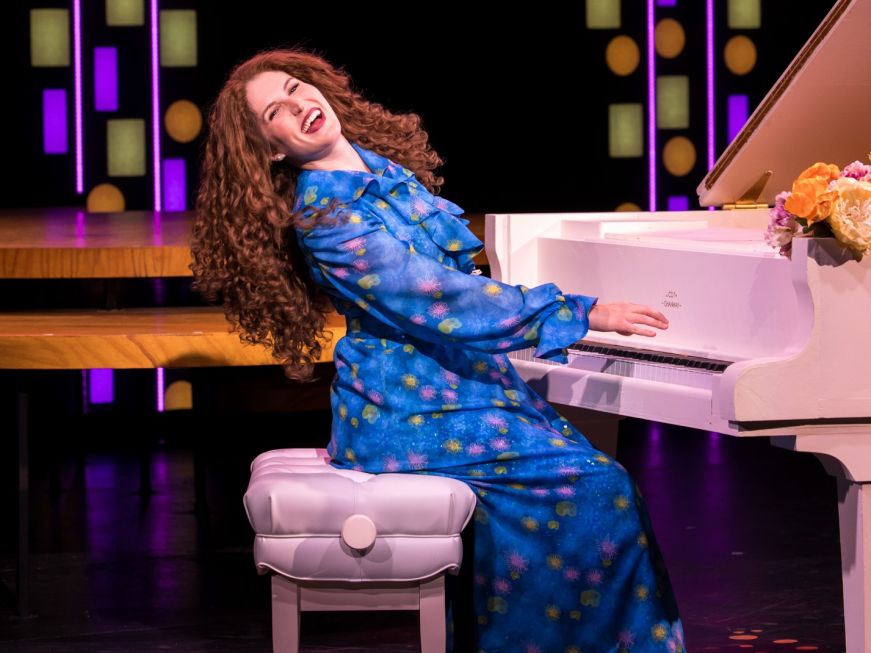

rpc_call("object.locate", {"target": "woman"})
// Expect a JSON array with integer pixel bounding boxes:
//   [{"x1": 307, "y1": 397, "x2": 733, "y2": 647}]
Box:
[{"x1": 193, "y1": 48, "x2": 685, "y2": 653}]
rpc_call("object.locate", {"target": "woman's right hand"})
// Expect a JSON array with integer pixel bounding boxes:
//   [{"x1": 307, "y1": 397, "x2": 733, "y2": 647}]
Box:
[{"x1": 588, "y1": 302, "x2": 669, "y2": 337}]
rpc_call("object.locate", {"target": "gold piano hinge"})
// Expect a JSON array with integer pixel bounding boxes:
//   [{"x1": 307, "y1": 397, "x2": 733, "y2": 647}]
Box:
[{"x1": 722, "y1": 170, "x2": 773, "y2": 210}]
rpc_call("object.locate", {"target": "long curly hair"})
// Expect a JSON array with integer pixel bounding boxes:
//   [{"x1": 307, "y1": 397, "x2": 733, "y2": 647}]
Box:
[{"x1": 192, "y1": 48, "x2": 444, "y2": 381}]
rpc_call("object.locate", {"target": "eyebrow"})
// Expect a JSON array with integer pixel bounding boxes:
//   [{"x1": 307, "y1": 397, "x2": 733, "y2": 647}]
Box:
[{"x1": 262, "y1": 76, "x2": 293, "y2": 122}]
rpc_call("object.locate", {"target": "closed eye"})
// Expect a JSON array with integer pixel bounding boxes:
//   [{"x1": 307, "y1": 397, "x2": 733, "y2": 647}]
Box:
[{"x1": 267, "y1": 80, "x2": 300, "y2": 122}]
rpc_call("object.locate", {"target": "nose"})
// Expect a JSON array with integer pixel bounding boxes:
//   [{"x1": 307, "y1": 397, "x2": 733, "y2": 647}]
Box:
[{"x1": 285, "y1": 97, "x2": 304, "y2": 115}]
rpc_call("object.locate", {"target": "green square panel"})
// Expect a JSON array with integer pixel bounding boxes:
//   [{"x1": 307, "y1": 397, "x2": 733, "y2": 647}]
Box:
[
  {"x1": 106, "y1": 0, "x2": 144, "y2": 26},
  {"x1": 30, "y1": 9, "x2": 70, "y2": 67},
  {"x1": 160, "y1": 10, "x2": 197, "y2": 67},
  {"x1": 608, "y1": 104, "x2": 643, "y2": 158},
  {"x1": 107, "y1": 119, "x2": 146, "y2": 177},
  {"x1": 587, "y1": 0, "x2": 620, "y2": 29}
]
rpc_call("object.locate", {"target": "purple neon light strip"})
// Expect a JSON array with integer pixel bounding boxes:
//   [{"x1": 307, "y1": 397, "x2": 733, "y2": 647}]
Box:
[
  {"x1": 94, "y1": 47, "x2": 118, "y2": 111},
  {"x1": 73, "y1": 0, "x2": 83, "y2": 193},
  {"x1": 157, "y1": 367, "x2": 165, "y2": 412},
  {"x1": 42, "y1": 89, "x2": 68, "y2": 154},
  {"x1": 647, "y1": 0, "x2": 656, "y2": 211},
  {"x1": 89, "y1": 369, "x2": 114, "y2": 404},
  {"x1": 151, "y1": 0, "x2": 162, "y2": 210},
  {"x1": 162, "y1": 158, "x2": 187, "y2": 210},
  {"x1": 706, "y1": 0, "x2": 715, "y2": 172},
  {"x1": 656, "y1": 0, "x2": 676, "y2": 5}
]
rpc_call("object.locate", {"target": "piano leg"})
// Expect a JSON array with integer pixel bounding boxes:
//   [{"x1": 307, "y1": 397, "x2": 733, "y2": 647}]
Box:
[
  {"x1": 837, "y1": 478, "x2": 871, "y2": 653},
  {"x1": 772, "y1": 433, "x2": 871, "y2": 653}
]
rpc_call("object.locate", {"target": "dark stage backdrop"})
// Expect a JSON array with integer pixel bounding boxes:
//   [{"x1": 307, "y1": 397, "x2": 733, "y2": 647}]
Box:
[{"x1": 3, "y1": 1, "x2": 836, "y2": 213}]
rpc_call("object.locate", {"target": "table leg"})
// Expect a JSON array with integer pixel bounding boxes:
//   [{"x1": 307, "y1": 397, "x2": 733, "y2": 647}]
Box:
[{"x1": 16, "y1": 391, "x2": 29, "y2": 618}]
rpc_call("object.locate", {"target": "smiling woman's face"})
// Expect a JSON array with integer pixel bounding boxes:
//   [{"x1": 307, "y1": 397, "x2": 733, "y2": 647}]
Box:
[{"x1": 245, "y1": 70, "x2": 343, "y2": 168}]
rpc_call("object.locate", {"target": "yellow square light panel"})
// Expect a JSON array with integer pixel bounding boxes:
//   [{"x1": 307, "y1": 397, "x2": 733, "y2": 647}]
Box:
[
  {"x1": 586, "y1": 0, "x2": 620, "y2": 29},
  {"x1": 657, "y1": 76, "x2": 689, "y2": 129},
  {"x1": 106, "y1": 0, "x2": 144, "y2": 26},
  {"x1": 608, "y1": 104, "x2": 643, "y2": 158},
  {"x1": 160, "y1": 10, "x2": 197, "y2": 67},
  {"x1": 107, "y1": 119, "x2": 146, "y2": 177},
  {"x1": 30, "y1": 9, "x2": 70, "y2": 67},
  {"x1": 728, "y1": 0, "x2": 761, "y2": 29}
]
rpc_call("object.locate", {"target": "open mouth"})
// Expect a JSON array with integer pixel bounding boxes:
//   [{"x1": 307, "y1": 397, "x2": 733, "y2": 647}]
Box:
[{"x1": 302, "y1": 108, "x2": 324, "y2": 134}]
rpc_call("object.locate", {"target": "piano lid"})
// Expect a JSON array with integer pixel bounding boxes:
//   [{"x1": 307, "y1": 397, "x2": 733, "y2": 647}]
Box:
[{"x1": 697, "y1": 0, "x2": 871, "y2": 208}]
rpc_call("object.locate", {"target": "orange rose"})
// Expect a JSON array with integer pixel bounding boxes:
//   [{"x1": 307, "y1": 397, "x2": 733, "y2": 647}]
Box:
[
  {"x1": 784, "y1": 178, "x2": 835, "y2": 222},
  {"x1": 784, "y1": 162, "x2": 840, "y2": 222}
]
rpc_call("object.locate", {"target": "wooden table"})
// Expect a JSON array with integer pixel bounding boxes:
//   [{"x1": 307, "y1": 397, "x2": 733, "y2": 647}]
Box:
[{"x1": 0, "y1": 206, "x2": 485, "y2": 367}]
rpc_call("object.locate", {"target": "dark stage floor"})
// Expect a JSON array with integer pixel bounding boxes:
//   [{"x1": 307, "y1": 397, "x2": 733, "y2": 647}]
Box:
[{"x1": 0, "y1": 411, "x2": 845, "y2": 652}]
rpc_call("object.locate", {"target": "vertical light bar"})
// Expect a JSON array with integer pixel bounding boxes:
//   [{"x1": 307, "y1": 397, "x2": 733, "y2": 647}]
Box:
[
  {"x1": 94, "y1": 47, "x2": 118, "y2": 111},
  {"x1": 89, "y1": 369, "x2": 114, "y2": 404},
  {"x1": 727, "y1": 94, "x2": 749, "y2": 143},
  {"x1": 647, "y1": 0, "x2": 656, "y2": 211},
  {"x1": 75, "y1": 211, "x2": 86, "y2": 245},
  {"x1": 706, "y1": 0, "x2": 715, "y2": 172},
  {"x1": 72, "y1": 0, "x2": 84, "y2": 193},
  {"x1": 162, "y1": 158, "x2": 186, "y2": 210},
  {"x1": 150, "y1": 0, "x2": 162, "y2": 210},
  {"x1": 42, "y1": 90, "x2": 68, "y2": 154},
  {"x1": 156, "y1": 367, "x2": 165, "y2": 412}
]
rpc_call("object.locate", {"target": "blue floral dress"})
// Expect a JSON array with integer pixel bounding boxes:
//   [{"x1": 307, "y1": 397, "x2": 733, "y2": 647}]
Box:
[{"x1": 292, "y1": 144, "x2": 685, "y2": 653}]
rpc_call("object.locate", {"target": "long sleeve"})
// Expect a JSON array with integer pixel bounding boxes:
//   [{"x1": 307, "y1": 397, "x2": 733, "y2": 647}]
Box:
[{"x1": 296, "y1": 209, "x2": 597, "y2": 363}]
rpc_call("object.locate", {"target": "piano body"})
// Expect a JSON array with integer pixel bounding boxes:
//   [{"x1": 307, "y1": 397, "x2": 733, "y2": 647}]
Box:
[{"x1": 487, "y1": 0, "x2": 871, "y2": 650}]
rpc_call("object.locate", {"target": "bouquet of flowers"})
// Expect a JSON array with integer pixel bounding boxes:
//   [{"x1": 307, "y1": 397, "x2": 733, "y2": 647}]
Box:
[{"x1": 765, "y1": 156, "x2": 871, "y2": 259}]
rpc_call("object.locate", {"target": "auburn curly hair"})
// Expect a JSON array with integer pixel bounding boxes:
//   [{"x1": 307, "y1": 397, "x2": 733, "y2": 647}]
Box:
[{"x1": 192, "y1": 48, "x2": 444, "y2": 381}]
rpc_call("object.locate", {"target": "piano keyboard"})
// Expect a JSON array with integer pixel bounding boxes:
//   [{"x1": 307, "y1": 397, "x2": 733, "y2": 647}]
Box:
[
  {"x1": 571, "y1": 341, "x2": 732, "y2": 372},
  {"x1": 509, "y1": 340, "x2": 734, "y2": 391}
]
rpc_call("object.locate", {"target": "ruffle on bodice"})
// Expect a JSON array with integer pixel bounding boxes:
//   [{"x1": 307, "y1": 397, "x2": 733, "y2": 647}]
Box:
[{"x1": 294, "y1": 144, "x2": 483, "y2": 274}]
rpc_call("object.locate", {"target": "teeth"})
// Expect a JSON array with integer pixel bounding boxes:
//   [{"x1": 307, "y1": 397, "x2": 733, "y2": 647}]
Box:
[{"x1": 302, "y1": 109, "x2": 322, "y2": 133}]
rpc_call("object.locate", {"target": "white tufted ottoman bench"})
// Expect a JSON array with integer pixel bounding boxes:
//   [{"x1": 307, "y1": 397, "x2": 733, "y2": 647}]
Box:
[{"x1": 243, "y1": 448, "x2": 477, "y2": 653}]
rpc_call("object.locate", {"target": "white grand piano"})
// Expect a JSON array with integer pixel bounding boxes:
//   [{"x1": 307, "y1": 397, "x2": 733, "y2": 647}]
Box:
[{"x1": 486, "y1": 0, "x2": 871, "y2": 650}]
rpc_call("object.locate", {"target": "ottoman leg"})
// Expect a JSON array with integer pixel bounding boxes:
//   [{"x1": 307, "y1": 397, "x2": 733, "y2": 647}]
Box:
[
  {"x1": 271, "y1": 574, "x2": 301, "y2": 653},
  {"x1": 419, "y1": 575, "x2": 446, "y2": 653}
]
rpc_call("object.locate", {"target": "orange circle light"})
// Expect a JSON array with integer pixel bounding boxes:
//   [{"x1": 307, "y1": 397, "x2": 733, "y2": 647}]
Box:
[
  {"x1": 86, "y1": 183, "x2": 125, "y2": 212},
  {"x1": 164, "y1": 99, "x2": 203, "y2": 143},
  {"x1": 655, "y1": 18, "x2": 685, "y2": 59},
  {"x1": 606, "y1": 35, "x2": 641, "y2": 76},
  {"x1": 724, "y1": 35, "x2": 757, "y2": 75},
  {"x1": 615, "y1": 202, "x2": 642, "y2": 212},
  {"x1": 662, "y1": 136, "x2": 696, "y2": 177}
]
